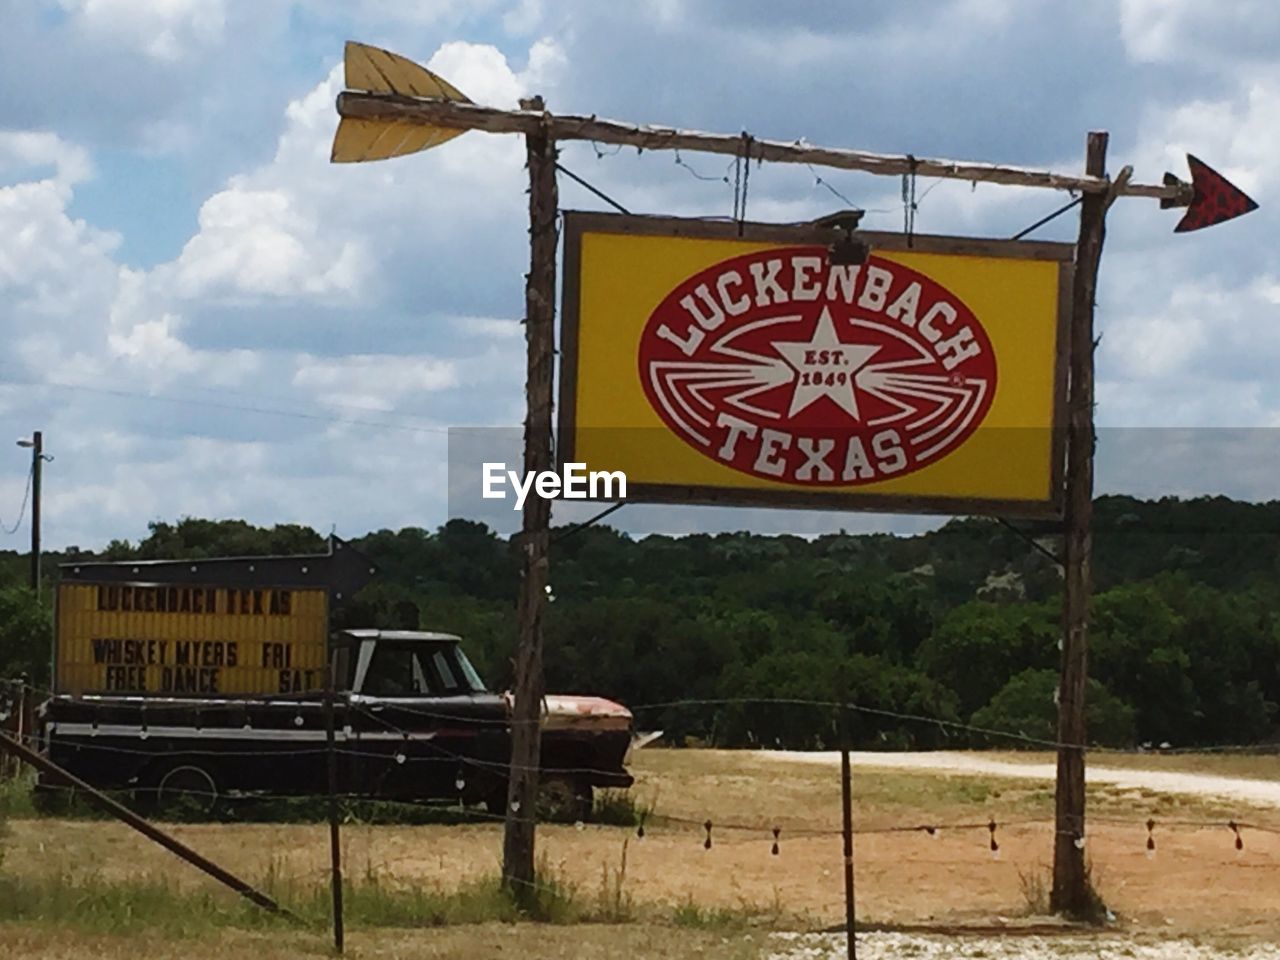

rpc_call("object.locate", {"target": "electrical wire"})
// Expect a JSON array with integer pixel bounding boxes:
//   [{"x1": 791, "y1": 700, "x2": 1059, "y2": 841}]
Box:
[
  {"x1": 2, "y1": 462, "x2": 33, "y2": 535},
  {"x1": 3, "y1": 373, "x2": 452, "y2": 437}
]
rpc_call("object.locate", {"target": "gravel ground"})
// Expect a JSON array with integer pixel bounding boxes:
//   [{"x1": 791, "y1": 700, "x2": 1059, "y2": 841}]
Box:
[
  {"x1": 767, "y1": 932, "x2": 1280, "y2": 958},
  {"x1": 763, "y1": 751, "x2": 1280, "y2": 808}
]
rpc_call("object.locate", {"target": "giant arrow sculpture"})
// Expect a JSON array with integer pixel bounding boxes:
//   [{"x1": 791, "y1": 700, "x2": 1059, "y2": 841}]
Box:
[{"x1": 331, "y1": 41, "x2": 1256, "y2": 233}]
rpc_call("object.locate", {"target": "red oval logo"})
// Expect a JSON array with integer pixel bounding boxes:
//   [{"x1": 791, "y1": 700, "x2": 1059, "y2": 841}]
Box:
[{"x1": 638, "y1": 247, "x2": 997, "y2": 486}]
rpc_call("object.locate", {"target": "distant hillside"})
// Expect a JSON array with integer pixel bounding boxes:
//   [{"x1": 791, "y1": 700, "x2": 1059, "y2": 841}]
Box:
[{"x1": 3, "y1": 495, "x2": 1278, "y2": 751}]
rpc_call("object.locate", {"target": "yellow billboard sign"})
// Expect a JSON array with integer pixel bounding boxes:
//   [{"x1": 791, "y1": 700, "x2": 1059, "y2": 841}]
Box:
[
  {"x1": 559, "y1": 213, "x2": 1072, "y2": 517},
  {"x1": 55, "y1": 582, "x2": 329, "y2": 697}
]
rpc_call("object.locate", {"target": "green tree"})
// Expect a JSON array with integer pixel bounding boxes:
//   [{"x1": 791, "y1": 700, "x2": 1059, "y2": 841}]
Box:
[
  {"x1": 971, "y1": 669, "x2": 1136, "y2": 748},
  {"x1": 1090, "y1": 583, "x2": 1197, "y2": 744},
  {"x1": 0, "y1": 587, "x2": 51, "y2": 688},
  {"x1": 916, "y1": 600, "x2": 1057, "y2": 717}
]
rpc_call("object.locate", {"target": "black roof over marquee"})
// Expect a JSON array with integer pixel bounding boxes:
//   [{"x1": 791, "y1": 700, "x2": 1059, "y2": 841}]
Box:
[{"x1": 58, "y1": 536, "x2": 377, "y2": 598}]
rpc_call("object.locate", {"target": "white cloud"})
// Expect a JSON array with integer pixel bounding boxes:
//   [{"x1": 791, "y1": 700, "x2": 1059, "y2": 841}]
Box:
[
  {"x1": 503, "y1": 0, "x2": 543, "y2": 35},
  {"x1": 1119, "y1": 0, "x2": 1280, "y2": 68},
  {"x1": 172, "y1": 185, "x2": 371, "y2": 299},
  {"x1": 427, "y1": 41, "x2": 529, "y2": 107},
  {"x1": 60, "y1": 0, "x2": 228, "y2": 61},
  {"x1": 451, "y1": 316, "x2": 522, "y2": 339},
  {"x1": 292, "y1": 354, "x2": 458, "y2": 411},
  {"x1": 0, "y1": 131, "x2": 93, "y2": 186}
]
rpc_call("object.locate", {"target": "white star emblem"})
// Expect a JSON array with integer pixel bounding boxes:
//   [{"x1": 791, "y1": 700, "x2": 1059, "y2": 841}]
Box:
[{"x1": 772, "y1": 307, "x2": 880, "y2": 419}]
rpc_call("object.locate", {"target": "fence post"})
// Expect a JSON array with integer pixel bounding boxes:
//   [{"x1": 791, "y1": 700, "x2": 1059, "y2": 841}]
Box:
[
  {"x1": 325, "y1": 664, "x2": 345, "y2": 953},
  {"x1": 840, "y1": 704, "x2": 857, "y2": 960}
]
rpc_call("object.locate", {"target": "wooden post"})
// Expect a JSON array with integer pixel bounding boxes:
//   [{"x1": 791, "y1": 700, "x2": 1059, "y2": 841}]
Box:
[
  {"x1": 1051, "y1": 130, "x2": 1109, "y2": 916},
  {"x1": 324, "y1": 664, "x2": 344, "y2": 953},
  {"x1": 840, "y1": 708, "x2": 857, "y2": 960},
  {"x1": 0, "y1": 730, "x2": 295, "y2": 919},
  {"x1": 502, "y1": 95, "x2": 558, "y2": 900}
]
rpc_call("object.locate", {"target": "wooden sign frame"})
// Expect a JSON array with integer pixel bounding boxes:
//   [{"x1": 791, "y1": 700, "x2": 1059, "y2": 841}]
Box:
[{"x1": 558, "y1": 211, "x2": 1074, "y2": 518}]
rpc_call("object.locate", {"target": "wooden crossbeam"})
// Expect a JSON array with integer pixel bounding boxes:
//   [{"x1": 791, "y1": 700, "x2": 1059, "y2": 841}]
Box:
[{"x1": 335, "y1": 91, "x2": 1191, "y2": 203}]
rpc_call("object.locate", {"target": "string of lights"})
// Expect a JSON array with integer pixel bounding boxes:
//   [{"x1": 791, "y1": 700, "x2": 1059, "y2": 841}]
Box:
[{"x1": 13, "y1": 773, "x2": 1278, "y2": 862}]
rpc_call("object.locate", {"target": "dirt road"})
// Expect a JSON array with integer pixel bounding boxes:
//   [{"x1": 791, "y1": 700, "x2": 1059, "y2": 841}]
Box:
[{"x1": 762, "y1": 750, "x2": 1280, "y2": 808}]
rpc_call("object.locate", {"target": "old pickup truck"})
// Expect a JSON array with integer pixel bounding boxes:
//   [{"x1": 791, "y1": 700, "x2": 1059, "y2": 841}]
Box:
[{"x1": 36, "y1": 542, "x2": 634, "y2": 820}]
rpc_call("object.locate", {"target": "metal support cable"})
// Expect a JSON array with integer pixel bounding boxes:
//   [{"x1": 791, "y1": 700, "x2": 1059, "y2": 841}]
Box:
[
  {"x1": 1011, "y1": 196, "x2": 1083, "y2": 240},
  {"x1": 551, "y1": 501, "x2": 625, "y2": 546},
  {"x1": 554, "y1": 162, "x2": 631, "y2": 214},
  {"x1": 995, "y1": 516, "x2": 1064, "y2": 567}
]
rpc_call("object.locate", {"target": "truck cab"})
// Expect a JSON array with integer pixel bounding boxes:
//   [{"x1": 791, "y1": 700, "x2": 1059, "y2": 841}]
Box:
[{"x1": 334, "y1": 628, "x2": 634, "y2": 816}]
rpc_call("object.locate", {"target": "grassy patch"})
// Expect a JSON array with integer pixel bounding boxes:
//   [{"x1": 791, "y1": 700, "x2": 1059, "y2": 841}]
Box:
[
  {"x1": 0, "y1": 774, "x2": 39, "y2": 819},
  {"x1": 1016, "y1": 864, "x2": 1050, "y2": 916},
  {"x1": 0, "y1": 871, "x2": 284, "y2": 937},
  {"x1": 593, "y1": 789, "x2": 652, "y2": 827},
  {"x1": 671, "y1": 900, "x2": 752, "y2": 931},
  {"x1": 670, "y1": 895, "x2": 780, "y2": 932},
  {"x1": 0, "y1": 852, "x2": 618, "y2": 935}
]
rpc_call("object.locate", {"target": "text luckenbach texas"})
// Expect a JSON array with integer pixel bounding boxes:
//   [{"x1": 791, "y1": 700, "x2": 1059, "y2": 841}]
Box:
[{"x1": 643, "y1": 253, "x2": 993, "y2": 485}]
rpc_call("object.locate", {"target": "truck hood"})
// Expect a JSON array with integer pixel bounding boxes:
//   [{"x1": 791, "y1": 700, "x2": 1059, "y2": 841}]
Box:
[{"x1": 539, "y1": 694, "x2": 633, "y2": 732}]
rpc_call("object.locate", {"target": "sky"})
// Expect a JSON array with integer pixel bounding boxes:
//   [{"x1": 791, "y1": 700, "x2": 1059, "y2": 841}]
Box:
[{"x1": 0, "y1": 0, "x2": 1277, "y2": 550}]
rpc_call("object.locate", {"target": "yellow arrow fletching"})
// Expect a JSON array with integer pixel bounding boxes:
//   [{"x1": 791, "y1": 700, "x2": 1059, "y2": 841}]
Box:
[
  {"x1": 331, "y1": 118, "x2": 466, "y2": 163},
  {"x1": 344, "y1": 41, "x2": 470, "y2": 101},
  {"x1": 331, "y1": 41, "x2": 471, "y2": 164}
]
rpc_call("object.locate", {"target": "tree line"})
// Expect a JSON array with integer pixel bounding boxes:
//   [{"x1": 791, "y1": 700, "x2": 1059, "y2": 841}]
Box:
[{"x1": 2, "y1": 494, "x2": 1279, "y2": 751}]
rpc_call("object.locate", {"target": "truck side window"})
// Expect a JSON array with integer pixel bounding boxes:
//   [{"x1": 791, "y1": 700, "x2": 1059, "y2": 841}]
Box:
[
  {"x1": 432, "y1": 649, "x2": 460, "y2": 693},
  {"x1": 363, "y1": 646, "x2": 415, "y2": 698}
]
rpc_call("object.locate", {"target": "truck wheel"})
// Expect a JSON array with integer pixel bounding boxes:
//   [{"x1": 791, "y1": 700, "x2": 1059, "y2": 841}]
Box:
[
  {"x1": 154, "y1": 764, "x2": 220, "y2": 820},
  {"x1": 537, "y1": 777, "x2": 593, "y2": 824}
]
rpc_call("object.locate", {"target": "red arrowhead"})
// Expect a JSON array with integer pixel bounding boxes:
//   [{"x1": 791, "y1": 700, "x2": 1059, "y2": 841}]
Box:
[{"x1": 1175, "y1": 155, "x2": 1258, "y2": 232}]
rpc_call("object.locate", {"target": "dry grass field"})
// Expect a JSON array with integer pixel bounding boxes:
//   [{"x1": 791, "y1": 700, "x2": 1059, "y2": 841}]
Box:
[{"x1": 2, "y1": 749, "x2": 1279, "y2": 957}]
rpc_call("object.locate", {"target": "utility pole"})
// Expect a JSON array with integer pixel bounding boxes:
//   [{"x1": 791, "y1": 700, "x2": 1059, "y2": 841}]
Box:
[
  {"x1": 31, "y1": 430, "x2": 41, "y2": 597},
  {"x1": 16, "y1": 431, "x2": 43, "y2": 598},
  {"x1": 502, "y1": 95, "x2": 558, "y2": 900},
  {"x1": 1052, "y1": 131, "x2": 1109, "y2": 915}
]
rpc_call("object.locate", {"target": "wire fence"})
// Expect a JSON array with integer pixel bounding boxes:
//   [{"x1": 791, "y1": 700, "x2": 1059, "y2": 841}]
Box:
[
  {"x1": 6, "y1": 679, "x2": 1280, "y2": 841},
  {"x1": 4, "y1": 674, "x2": 1280, "y2": 950}
]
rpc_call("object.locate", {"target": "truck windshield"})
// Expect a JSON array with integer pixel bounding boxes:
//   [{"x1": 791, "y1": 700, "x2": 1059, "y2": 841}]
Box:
[
  {"x1": 360, "y1": 640, "x2": 489, "y2": 697},
  {"x1": 452, "y1": 646, "x2": 487, "y2": 693}
]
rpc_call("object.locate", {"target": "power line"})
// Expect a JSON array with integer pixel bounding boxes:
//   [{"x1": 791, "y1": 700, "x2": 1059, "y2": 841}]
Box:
[
  {"x1": 0, "y1": 362, "x2": 453, "y2": 427},
  {"x1": 3, "y1": 374, "x2": 452, "y2": 437},
  {"x1": 2, "y1": 462, "x2": 34, "y2": 536}
]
